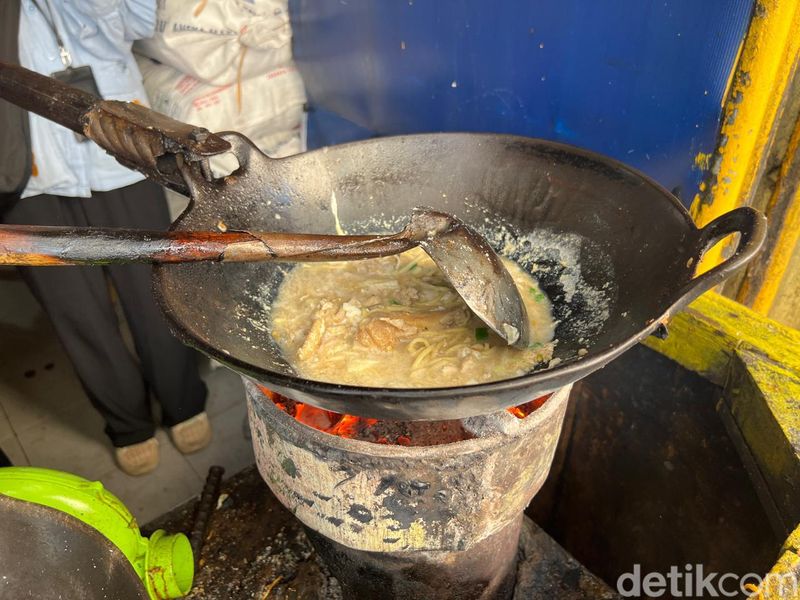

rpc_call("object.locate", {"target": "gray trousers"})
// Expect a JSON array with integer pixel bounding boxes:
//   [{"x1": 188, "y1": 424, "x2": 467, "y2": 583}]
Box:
[{"x1": 4, "y1": 180, "x2": 207, "y2": 446}]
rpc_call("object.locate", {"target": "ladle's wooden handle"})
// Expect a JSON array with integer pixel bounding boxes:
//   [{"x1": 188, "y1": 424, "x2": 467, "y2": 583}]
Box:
[{"x1": 0, "y1": 225, "x2": 415, "y2": 266}]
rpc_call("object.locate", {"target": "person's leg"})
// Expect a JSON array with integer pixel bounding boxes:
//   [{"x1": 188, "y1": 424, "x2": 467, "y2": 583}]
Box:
[
  {"x1": 3, "y1": 194, "x2": 156, "y2": 447},
  {"x1": 85, "y1": 181, "x2": 208, "y2": 429}
]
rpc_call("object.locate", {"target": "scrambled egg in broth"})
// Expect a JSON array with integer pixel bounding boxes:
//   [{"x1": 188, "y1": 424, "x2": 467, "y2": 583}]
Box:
[{"x1": 270, "y1": 247, "x2": 556, "y2": 388}]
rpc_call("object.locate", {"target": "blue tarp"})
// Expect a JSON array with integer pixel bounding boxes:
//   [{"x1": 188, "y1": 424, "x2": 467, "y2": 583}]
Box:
[{"x1": 290, "y1": 0, "x2": 753, "y2": 206}]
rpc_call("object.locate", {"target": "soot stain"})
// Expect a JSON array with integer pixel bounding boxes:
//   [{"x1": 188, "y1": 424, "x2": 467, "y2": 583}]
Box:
[
  {"x1": 375, "y1": 476, "x2": 395, "y2": 496},
  {"x1": 382, "y1": 494, "x2": 417, "y2": 528},
  {"x1": 398, "y1": 480, "x2": 430, "y2": 497},
  {"x1": 281, "y1": 457, "x2": 298, "y2": 478},
  {"x1": 382, "y1": 491, "x2": 456, "y2": 528},
  {"x1": 347, "y1": 504, "x2": 373, "y2": 524}
]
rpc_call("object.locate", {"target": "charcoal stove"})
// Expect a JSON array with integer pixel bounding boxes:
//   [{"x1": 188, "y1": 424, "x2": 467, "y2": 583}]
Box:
[{"x1": 244, "y1": 380, "x2": 586, "y2": 600}]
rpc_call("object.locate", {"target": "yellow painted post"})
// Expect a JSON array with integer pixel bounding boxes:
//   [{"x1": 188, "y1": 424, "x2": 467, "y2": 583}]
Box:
[
  {"x1": 755, "y1": 544, "x2": 800, "y2": 599},
  {"x1": 644, "y1": 292, "x2": 800, "y2": 384},
  {"x1": 691, "y1": 0, "x2": 800, "y2": 272},
  {"x1": 738, "y1": 115, "x2": 800, "y2": 313}
]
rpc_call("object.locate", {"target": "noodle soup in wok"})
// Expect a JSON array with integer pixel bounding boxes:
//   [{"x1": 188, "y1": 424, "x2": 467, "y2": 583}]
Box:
[{"x1": 270, "y1": 247, "x2": 556, "y2": 388}]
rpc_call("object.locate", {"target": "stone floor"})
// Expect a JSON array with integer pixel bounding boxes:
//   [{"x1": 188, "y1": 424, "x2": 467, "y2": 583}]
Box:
[{"x1": 0, "y1": 266, "x2": 255, "y2": 524}]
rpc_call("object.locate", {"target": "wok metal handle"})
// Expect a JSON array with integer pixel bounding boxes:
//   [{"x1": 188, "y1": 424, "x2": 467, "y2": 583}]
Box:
[{"x1": 671, "y1": 207, "x2": 767, "y2": 310}]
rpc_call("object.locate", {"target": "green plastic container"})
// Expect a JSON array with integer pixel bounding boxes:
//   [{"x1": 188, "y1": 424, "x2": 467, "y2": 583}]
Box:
[{"x1": 0, "y1": 466, "x2": 193, "y2": 599}]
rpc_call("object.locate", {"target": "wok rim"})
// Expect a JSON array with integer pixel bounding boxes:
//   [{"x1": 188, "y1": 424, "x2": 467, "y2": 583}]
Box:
[{"x1": 153, "y1": 133, "x2": 706, "y2": 408}]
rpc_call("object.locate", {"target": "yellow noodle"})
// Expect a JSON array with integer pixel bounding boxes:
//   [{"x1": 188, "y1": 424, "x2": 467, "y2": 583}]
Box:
[
  {"x1": 411, "y1": 342, "x2": 438, "y2": 370},
  {"x1": 270, "y1": 246, "x2": 556, "y2": 388},
  {"x1": 407, "y1": 338, "x2": 431, "y2": 353}
]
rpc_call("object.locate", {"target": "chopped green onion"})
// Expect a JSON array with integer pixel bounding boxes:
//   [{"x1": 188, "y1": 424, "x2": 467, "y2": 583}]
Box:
[
  {"x1": 527, "y1": 342, "x2": 542, "y2": 349},
  {"x1": 528, "y1": 287, "x2": 546, "y2": 302},
  {"x1": 398, "y1": 261, "x2": 419, "y2": 273},
  {"x1": 399, "y1": 261, "x2": 419, "y2": 273},
  {"x1": 475, "y1": 327, "x2": 489, "y2": 341},
  {"x1": 390, "y1": 299, "x2": 400, "y2": 305}
]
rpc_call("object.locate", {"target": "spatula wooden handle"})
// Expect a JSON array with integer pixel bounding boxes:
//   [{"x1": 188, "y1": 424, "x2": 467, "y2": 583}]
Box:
[{"x1": 0, "y1": 225, "x2": 416, "y2": 266}]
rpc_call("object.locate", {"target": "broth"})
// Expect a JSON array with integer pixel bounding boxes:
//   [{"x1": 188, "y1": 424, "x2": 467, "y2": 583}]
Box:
[{"x1": 270, "y1": 247, "x2": 556, "y2": 388}]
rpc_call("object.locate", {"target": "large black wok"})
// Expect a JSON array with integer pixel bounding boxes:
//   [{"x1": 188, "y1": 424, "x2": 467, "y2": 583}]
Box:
[
  {"x1": 0, "y1": 63, "x2": 765, "y2": 420},
  {"x1": 155, "y1": 132, "x2": 765, "y2": 420}
]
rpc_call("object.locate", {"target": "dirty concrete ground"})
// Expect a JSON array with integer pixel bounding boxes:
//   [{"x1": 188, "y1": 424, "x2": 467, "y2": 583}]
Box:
[
  {"x1": 146, "y1": 466, "x2": 616, "y2": 599},
  {"x1": 0, "y1": 266, "x2": 255, "y2": 523}
]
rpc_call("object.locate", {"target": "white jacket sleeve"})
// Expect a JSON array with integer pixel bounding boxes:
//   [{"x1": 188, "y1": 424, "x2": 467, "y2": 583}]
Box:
[
  {"x1": 120, "y1": 0, "x2": 157, "y2": 41},
  {"x1": 72, "y1": 0, "x2": 156, "y2": 41}
]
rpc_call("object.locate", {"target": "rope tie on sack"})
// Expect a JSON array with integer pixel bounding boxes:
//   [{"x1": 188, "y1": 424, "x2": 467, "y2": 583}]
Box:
[
  {"x1": 236, "y1": 45, "x2": 248, "y2": 113},
  {"x1": 192, "y1": 0, "x2": 248, "y2": 113}
]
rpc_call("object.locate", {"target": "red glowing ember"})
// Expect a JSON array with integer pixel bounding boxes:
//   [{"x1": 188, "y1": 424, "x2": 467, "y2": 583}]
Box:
[
  {"x1": 507, "y1": 394, "x2": 551, "y2": 419},
  {"x1": 259, "y1": 386, "x2": 376, "y2": 438},
  {"x1": 261, "y1": 385, "x2": 552, "y2": 445}
]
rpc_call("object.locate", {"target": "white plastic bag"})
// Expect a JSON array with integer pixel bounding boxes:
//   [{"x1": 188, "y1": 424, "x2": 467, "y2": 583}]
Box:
[
  {"x1": 135, "y1": 0, "x2": 292, "y2": 85},
  {"x1": 137, "y1": 56, "x2": 306, "y2": 150}
]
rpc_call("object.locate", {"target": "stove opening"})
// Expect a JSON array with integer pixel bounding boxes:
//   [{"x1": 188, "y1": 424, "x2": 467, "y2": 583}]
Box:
[{"x1": 259, "y1": 385, "x2": 552, "y2": 446}]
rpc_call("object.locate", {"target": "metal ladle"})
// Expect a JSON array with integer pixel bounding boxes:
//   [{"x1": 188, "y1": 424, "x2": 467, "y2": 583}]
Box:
[
  {"x1": 0, "y1": 208, "x2": 530, "y2": 347},
  {"x1": 0, "y1": 62, "x2": 529, "y2": 347}
]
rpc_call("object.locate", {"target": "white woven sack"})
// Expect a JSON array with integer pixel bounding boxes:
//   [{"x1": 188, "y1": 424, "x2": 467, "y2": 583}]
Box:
[
  {"x1": 135, "y1": 0, "x2": 292, "y2": 85},
  {"x1": 137, "y1": 56, "x2": 306, "y2": 143}
]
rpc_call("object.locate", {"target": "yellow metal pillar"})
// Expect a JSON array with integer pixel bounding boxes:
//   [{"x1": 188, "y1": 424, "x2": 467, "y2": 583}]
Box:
[
  {"x1": 737, "y1": 116, "x2": 800, "y2": 314},
  {"x1": 691, "y1": 0, "x2": 800, "y2": 273}
]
